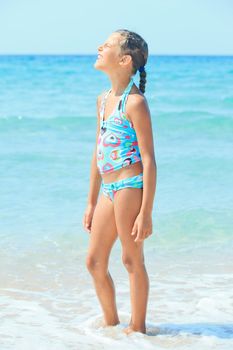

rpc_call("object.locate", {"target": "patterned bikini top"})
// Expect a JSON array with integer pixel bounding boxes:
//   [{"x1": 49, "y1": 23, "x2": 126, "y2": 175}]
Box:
[{"x1": 96, "y1": 77, "x2": 142, "y2": 175}]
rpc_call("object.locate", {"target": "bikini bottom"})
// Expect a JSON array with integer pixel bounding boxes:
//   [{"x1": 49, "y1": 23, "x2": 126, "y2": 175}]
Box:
[{"x1": 101, "y1": 172, "x2": 143, "y2": 202}]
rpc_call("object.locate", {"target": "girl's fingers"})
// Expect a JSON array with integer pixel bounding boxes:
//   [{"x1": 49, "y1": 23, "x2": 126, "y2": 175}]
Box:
[
  {"x1": 131, "y1": 223, "x2": 138, "y2": 236},
  {"x1": 134, "y1": 230, "x2": 144, "y2": 242},
  {"x1": 83, "y1": 214, "x2": 91, "y2": 233},
  {"x1": 134, "y1": 236, "x2": 144, "y2": 242},
  {"x1": 145, "y1": 231, "x2": 152, "y2": 238},
  {"x1": 86, "y1": 219, "x2": 92, "y2": 233},
  {"x1": 83, "y1": 210, "x2": 94, "y2": 234}
]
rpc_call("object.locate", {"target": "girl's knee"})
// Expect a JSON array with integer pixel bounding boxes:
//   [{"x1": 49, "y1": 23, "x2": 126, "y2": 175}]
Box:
[
  {"x1": 86, "y1": 254, "x2": 108, "y2": 275},
  {"x1": 122, "y1": 254, "x2": 145, "y2": 273}
]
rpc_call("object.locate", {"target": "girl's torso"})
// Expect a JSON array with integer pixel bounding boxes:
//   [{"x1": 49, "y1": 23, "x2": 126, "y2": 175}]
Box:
[{"x1": 97, "y1": 77, "x2": 143, "y2": 184}]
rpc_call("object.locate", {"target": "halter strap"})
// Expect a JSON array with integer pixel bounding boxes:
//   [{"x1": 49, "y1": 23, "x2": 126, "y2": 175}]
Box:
[
  {"x1": 120, "y1": 77, "x2": 134, "y2": 114},
  {"x1": 100, "y1": 77, "x2": 134, "y2": 120}
]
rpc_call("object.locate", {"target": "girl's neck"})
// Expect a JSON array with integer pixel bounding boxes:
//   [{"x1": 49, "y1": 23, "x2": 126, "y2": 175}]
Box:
[{"x1": 108, "y1": 75, "x2": 132, "y2": 97}]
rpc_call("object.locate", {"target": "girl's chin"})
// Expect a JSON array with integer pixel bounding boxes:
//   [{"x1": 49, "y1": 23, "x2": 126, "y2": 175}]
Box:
[{"x1": 94, "y1": 62, "x2": 105, "y2": 70}]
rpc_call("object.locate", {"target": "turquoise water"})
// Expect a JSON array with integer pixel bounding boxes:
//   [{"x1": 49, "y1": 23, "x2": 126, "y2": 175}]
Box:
[
  {"x1": 0, "y1": 55, "x2": 233, "y2": 349},
  {"x1": 0, "y1": 55, "x2": 232, "y2": 251}
]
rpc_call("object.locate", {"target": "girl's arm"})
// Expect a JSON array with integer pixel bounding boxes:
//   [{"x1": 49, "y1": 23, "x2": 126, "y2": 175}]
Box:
[
  {"x1": 86, "y1": 94, "x2": 103, "y2": 207},
  {"x1": 128, "y1": 94, "x2": 157, "y2": 215},
  {"x1": 127, "y1": 94, "x2": 157, "y2": 241}
]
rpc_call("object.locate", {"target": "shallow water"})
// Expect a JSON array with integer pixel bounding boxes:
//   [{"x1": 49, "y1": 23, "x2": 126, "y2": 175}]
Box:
[{"x1": 1, "y1": 247, "x2": 233, "y2": 349}]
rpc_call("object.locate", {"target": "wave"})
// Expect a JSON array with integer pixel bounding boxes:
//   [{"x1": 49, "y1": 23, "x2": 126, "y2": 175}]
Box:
[
  {"x1": 1, "y1": 113, "x2": 232, "y2": 136},
  {"x1": 0, "y1": 115, "x2": 95, "y2": 132}
]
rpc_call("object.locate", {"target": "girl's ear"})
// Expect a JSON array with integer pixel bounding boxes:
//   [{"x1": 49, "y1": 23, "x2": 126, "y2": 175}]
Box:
[{"x1": 120, "y1": 54, "x2": 132, "y2": 67}]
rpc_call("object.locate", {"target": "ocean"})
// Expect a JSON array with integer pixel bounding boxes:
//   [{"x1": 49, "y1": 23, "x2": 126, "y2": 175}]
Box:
[{"x1": 0, "y1": 54, "x2": 233, "y2": 349}]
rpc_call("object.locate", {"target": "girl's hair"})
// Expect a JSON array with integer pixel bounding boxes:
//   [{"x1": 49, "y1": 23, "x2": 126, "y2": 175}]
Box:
[{"x1": 114, "y1": 29, "x2": 149, "y2": 94}]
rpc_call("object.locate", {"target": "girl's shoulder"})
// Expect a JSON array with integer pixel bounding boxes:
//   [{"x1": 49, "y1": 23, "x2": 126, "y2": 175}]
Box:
[
  {"x1": 128, "y1": 85, "x2": 148, "y2": 110},
  {"x1": 97, "y1": 89, "x2": 108, "y2": 105},
  {"x1": 125, "y1": 87, "x2": 150, "y2": 123},
  {"x1": 96, "y1": 90, "x2": 108, "y2": 118},
  {"x1": 100, "y1": 89, "x2": 109, "y2": 98}
]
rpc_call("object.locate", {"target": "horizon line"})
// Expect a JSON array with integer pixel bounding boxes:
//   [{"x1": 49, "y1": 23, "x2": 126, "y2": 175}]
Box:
[{"x1": 0, "y1": 53, "x2": 233, "y2": 57}]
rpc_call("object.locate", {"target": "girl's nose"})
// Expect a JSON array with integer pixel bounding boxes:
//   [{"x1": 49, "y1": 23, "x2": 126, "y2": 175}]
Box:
[{"x1": 98, "y1": 44, "x2": 103, "y2": 51}]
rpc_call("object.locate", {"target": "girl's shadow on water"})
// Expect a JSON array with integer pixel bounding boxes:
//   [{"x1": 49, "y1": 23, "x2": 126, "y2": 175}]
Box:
[{"x1": 146, "y1": 323, "x2": 233, "y2": 339}]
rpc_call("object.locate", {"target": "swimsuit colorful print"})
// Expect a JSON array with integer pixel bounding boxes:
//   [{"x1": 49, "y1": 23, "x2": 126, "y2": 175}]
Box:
[
  {"x1": 96, "y1": 77, "x2": 143, "y2": 202},
  {"x1": 101, "y1": 172, "x2": 143, "y2": 202},
  {"x1": 96, "y1": 77, "x2": 142, "y2": 175}
]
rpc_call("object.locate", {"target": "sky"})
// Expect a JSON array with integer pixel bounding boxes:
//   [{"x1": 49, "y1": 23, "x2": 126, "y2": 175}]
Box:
[{"x1": 0, "y1": 0, "x2": 232, "y2": 55}]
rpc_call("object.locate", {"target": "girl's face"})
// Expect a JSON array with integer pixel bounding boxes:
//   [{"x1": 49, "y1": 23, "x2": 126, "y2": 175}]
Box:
[{"x1": 94, "y1": 33, "x2": 129, "y2": 73}]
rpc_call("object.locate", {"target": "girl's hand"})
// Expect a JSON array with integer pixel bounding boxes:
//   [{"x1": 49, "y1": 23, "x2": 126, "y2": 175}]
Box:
[
  {"x1": 131, "y1": 212, "x2": 153, "y2": 242},
  {"x1": 83, "y1": 204, "x2": 96, "y2": 234}
]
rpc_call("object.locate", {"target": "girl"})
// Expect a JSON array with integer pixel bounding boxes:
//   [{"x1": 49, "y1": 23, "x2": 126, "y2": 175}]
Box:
[{"x1": 83, "y1": 29, "x2": 157, "y2": 335}]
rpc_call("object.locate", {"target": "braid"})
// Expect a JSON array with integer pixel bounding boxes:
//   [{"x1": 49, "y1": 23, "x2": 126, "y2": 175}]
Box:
[
  {"x1": 139, "y1": 69, "x2": 147, "y2": 94},
  {"x1": 114, "y1": 29, "x2": 149, "y2": 94}
]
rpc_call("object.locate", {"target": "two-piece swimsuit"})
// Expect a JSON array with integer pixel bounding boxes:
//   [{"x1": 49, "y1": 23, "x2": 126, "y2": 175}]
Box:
[{"x1": 96, "y1": 77, "x2": 143, "y2": 202}]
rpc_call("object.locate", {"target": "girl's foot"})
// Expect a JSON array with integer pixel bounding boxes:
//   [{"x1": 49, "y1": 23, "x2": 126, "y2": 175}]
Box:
[
  {"x1": 123, "y1": 326, "x2": 134, "y2": 335},
  {"x1": 123, "y1": 325, "x2": 146, "y2": 335},
  {"x1": 100, "y1": 319, "x2": 120, "y2": 327}
]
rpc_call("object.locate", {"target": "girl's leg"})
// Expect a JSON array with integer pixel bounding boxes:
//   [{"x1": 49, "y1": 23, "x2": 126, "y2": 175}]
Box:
[
  {"x1": 86, "y1": 193, "x2": 119, "y2": 326},
  {"x1": 114, "y1": 187, "x2": 149, "y2": 334}
]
